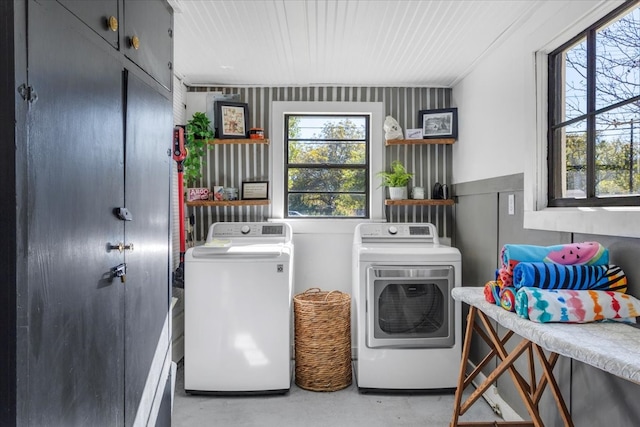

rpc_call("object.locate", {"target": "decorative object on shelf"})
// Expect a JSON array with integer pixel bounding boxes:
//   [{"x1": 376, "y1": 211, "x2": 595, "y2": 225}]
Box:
[
  {"x1": 211, "y1": 186, "x2": 224, "y2": 201},
  {"x1": 418, "y1": 107, "x2": 458, "y2": 139},
  {"x1": 224, "y1": 187, "x2": 239, "y2": 201},
  {"x1": 441, "y1": 184, "x2": 449, "y2": 199},
  {"x1": 241, "y1": 181, "x2": 269, "y2": 200},
  {"x1": 411, "y1": 186, "x2": 425, "y2": 199},
  {"x1": 433, "y1": 182, "x2": 442, "y2": 199},
  {"x1": 187, "y1": 187, "x2": 209, "y2": 202},
  {"x1": 377, "y1": 160, "x2": 413, "y2": 200},
  {"x1": 206, "y1": 92, "x2": 240, "y2": 133},
  {"x1": 432, "y1": 182, "x2": 450, "y2": 199},
  {"x1": 249, "y1": 127, "x2": 265, "y2": 139},
  {"x1": 383, "y1": 115, "x2": 403, "y2": 140},
  {"x1": 215, "y1": 101, "x2": 249, "y2": 139},
  {"x1": 184, "y1": 112, "x2": 214, "y2": 186},
  {"x1": 405, "y1": 128, "x2": 423, "y2": 139}
]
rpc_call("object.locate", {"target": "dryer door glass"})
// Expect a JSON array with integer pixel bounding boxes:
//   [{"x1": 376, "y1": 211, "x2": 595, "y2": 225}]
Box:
[{"x1": 366, "y1": 266, "x2": 454, "y2": 348}]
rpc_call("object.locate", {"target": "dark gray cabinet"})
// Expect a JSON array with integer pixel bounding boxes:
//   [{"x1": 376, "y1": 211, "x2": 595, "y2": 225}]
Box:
[
  {"x1": 124, "y1": 0, "x2": 173, "y2": 90},
  {"x1": 56, "y1": 0, "x2": 173, "y2": 90},
  {"x1": 1, "y1": 0, "x2": 173, "y2": 426},
  {"x1": 57, "y1": 0, "x2": 119, "y2": 47},
  {"x1": 123, "y1": 72, "x2": 172, "y2": 425}
]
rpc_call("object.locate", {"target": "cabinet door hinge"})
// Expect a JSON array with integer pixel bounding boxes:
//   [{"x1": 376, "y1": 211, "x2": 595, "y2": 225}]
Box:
[{"x1": 18, "y1": 84, "x2": 38, "y2": 104}]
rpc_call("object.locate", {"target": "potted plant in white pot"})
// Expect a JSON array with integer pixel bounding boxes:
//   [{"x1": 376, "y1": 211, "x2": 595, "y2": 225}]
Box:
[{"x1": 377, "y1": 160, "x2": 413, "y2": 200}]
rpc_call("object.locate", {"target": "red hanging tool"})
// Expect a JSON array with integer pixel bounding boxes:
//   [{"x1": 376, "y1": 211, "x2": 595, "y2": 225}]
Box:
[{"x1": 172, "y1": 126, "x2": 188, "y2": 288}]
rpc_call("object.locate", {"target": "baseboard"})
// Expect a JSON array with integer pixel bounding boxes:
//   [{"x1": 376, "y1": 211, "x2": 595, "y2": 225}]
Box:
[{"x1": 468, "y1": 361, "x2": 524, "y2": 422}]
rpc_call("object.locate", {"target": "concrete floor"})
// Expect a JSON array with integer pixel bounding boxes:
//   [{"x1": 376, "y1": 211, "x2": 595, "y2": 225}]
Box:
[{"x1": 171, "y1": 362, "x2": 503, "y2": 427}]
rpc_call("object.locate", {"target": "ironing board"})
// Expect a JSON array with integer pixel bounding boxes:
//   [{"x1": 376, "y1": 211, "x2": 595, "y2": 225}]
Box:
[{"x1": 450, "y1": 287, "x2": 640, "y2": 427}]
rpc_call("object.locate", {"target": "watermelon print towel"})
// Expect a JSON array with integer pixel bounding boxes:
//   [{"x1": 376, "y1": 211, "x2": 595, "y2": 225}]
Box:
[
  {"x1": 515, "y1": 288, "x2": 640, "y2": 323},
  {"x1": 498, "y1": 242, "x2": 609, "y2": 287},
  {"x1": 512, "y1": 263, "x2": 627, "y2": 293}
]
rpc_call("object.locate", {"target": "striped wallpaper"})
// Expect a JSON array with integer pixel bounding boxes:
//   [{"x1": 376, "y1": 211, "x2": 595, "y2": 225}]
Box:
[{"x1": 186, "y1": 85, "x2": 454, "y2": 241}]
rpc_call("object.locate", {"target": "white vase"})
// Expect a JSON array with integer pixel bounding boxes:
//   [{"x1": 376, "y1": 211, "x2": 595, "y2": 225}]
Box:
[{"x1": 388, "y1": 186, "x2": 407, "y2": 200}]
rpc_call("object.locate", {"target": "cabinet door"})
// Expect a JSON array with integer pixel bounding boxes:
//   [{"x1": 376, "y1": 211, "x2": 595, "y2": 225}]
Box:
[
  {"x1": 123, "y1": 72, "x2": 172, "y2": 426},
  {"x1": 26, "y1": 1, "x2": 125, "y2": 426},
  {"x1": 123, "y1": 0, "x2": 173, "y2": 90},
  {"x1": 57, "y1": 0, "x2": 119, "y2": 48}
]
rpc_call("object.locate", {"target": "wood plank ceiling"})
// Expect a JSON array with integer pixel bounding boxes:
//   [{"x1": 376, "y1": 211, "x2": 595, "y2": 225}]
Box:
[{"x1": 170, "y1": 0, "x2": 545, "y2": 87}]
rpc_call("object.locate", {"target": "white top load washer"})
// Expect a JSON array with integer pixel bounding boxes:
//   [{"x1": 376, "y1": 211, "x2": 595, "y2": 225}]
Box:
[
  {"x1": 184, "y1": 222, "x2": 294, "y2": 394},
  {"x1": 352, "y1": 222, "x2": 461, "y2": 391}
]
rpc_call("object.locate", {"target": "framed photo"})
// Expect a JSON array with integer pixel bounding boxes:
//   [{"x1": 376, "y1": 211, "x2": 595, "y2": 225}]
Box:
[
  {"x1": 418, "y1": 108, "x2": 458, "y2": 139},
  {"x1": 215, "y1": 101, "x2": 249, "y2": 139},
  {"x1": 405, "y1": 128, "x2": 423, "y2": 139},
  {"x1": 241, "y1": 181, "x2": 269, "y2": 200}
]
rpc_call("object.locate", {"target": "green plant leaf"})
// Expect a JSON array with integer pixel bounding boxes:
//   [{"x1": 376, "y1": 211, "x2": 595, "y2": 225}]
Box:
[
  {"x1": 376, "y1": 160, "x2": 413, "y2": 187},
  {"x1": 184, "y1": 112, "x2": 214, "y2": 186}
]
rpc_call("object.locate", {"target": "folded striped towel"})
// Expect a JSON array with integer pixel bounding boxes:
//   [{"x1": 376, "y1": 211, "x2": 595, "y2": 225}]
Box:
[
  {"x1": 515, "y1": 288, "x2": 640, "y2": 323},
  {"x1": 512, "y1": 263, "x2": 627, "y2": 293}
]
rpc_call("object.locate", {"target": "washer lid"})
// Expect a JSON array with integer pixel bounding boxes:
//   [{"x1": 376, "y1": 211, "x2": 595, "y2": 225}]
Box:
[{"x1": 189, "y1": 242, "x2": 292, "y2": 259}]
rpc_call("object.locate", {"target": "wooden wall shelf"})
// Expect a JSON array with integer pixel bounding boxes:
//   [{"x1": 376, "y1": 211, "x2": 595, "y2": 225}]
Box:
[
  {"x1": 205, "y1": 138, "x2": 269, "y2": 145},
  {"x1": 385, "y1": 199, "x2": 454, "y2": 206},
  {"x1": 186, "y1": 200, "x2": 270, "y2": 207},
  {"x1": 385, "y1": 138, "x2": 455, "y2": 146}
]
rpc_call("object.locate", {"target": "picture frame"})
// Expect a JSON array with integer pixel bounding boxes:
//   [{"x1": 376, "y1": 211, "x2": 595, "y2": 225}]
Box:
[
  {"x1": 405, "y1": 128, "x2": 423, "y2": 140},
  {"x1": 241, "y1": 181, "x2": 269, "y2": 200},
  {"x1": 215, "y1": 101, "x2": 249, "y2": 139},
  {"x1": 418, "y1": 108, "x2": 458, "y2": 139}
]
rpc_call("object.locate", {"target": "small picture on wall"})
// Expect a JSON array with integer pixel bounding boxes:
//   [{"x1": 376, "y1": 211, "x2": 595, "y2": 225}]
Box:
[
  {"x1": 418, "y1": 108, "x2": 458, "y2": 139},
  {"x1": 241, "y1": 181, "x2": 269, "y2": 200},
  {"x1": 215, "y1": 101, "x2": 249, "y2": 138}
]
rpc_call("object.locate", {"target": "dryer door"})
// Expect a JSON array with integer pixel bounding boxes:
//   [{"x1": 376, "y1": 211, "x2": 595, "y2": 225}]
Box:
[{"x1": 366, "y1": 266, "x2": 455, "y2": 348}]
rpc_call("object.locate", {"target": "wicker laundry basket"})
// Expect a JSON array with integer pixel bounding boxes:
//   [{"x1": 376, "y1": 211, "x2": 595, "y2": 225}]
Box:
[{"x1": 293, "y1": 288, "x2": 352, "y2": 391}]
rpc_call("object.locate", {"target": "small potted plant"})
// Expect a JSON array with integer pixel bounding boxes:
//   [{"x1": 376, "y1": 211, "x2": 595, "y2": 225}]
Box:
[
  {"x1": 184, "y1": 112, "x2": 214, "y2": 188},
  {"x1": 377, "y1": 160, "x2": 413, "y2": 200}
]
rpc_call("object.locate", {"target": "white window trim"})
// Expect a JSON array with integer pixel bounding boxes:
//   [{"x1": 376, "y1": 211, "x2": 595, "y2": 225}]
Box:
[
  {"x1": 524, "y1": 0, "x2": 640, "y2": 239},
  {"x1": 269, "y1": 101, "x2": 386, "y2": 234}
]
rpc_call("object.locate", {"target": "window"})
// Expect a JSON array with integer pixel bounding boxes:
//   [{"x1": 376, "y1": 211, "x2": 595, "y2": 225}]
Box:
[
  {"x1": 284, "y1": 114, "x2": 369, "y2": 218},
  {"x1": 548, "y1": 1, "x2": 640, "y2": 207}
]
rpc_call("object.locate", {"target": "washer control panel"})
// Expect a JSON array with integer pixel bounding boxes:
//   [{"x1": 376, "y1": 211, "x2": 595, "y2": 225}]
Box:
[{"x1": 208, "y1": 222, "x2": 291, "y2": 239}]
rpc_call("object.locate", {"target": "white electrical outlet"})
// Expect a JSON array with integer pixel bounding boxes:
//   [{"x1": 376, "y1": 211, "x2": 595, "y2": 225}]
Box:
[{"x1": 508, "y1": 194, "x2": 515, "y2": 215}]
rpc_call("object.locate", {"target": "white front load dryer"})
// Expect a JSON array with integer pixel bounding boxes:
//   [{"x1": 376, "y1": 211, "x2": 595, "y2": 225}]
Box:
[{"x1": 352, "y1": 222, "x2": 461, "y2": 391}]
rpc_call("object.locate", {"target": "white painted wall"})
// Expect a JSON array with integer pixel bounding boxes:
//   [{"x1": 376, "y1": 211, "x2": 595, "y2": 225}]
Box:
[{"x1": 452, "y1": 0, "x2": 624, "y2": 185}]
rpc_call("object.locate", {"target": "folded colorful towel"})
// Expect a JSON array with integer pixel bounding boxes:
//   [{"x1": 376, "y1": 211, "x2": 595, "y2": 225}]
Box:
[
  {"x1": 483, "y1": 280, "x2": 501, "y2": 304},
  {"x1": 501, "y1": 242, "x2": 609, "y2": 273},
  {"x1": 499, "y1": 287, "x2": 517, "y2": 312},
  {"x1": 512, "y1": 263, "x2": 627, "y2": 293},
  {"x1": 515, "y1": 288, "x2": 640, "y2": 323},
  {"x1": 497, "y1": 267, "x2": 513, "y2": 287}
]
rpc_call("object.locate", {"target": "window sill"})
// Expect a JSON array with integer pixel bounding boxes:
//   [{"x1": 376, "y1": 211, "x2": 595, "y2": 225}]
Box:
[{"x1": 524, "y1": 206, "x2": 640, "y2": 238}]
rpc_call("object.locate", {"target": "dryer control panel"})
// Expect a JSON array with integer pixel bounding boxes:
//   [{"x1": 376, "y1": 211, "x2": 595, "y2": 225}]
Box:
[{"x1": 355, "y1": 223, "x2": 439, "y2": 244}]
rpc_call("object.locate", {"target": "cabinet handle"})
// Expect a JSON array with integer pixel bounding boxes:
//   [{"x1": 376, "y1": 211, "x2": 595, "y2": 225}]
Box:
[
  {"x1": 108, "y1": 242, "x2": 134, "y2": 253},
  {"x1": 130, "y1": 35, "x2": 140, "y2": 50},
  {"x1": 107, "y1": 16, "x2": 118, "y2": 32}
]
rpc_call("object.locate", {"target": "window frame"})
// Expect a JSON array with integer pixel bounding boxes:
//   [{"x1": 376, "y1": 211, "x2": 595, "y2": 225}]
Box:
[
  {"x1": 284, "y1": 113, "x2": 370, "y2": 219},
  {"x1": 547, "y1": 1, "x2": 640, "y2": 208},
  {"x1": 524, "y1": 0, "x2": 640, "y2": 239},
  {"x1": 269, "y1": 101, "x2": 385, "y2": 233}
]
